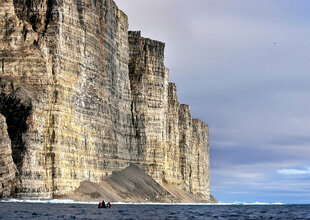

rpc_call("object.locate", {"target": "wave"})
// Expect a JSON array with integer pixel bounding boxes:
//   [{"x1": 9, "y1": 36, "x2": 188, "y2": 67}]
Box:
[{"x1": 217, "y1": 202, "x2": 285, "y2": 206}]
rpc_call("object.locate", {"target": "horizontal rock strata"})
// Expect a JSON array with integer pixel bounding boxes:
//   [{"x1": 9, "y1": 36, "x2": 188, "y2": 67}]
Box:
[
  {"x1": 128, "y1": 31, "x2": 169, "y2": 182},
  {"x1": 0, "y1": 0, "x2": 211, "y2": 202}
]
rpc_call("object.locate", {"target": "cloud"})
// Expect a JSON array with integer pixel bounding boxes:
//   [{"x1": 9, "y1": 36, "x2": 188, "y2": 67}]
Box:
[{"x1": 278, "y1": 167, "x2": 310, "y2": 175}]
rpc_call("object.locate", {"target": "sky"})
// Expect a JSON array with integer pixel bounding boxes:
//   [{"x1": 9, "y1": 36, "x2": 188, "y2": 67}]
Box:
[{"x1": 114, "y1": 0, "x2": 310, "y2": 204}]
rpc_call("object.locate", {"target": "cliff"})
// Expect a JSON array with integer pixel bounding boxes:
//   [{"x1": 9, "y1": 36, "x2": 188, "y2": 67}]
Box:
[{"x1": 0, "y1": 0, "x2": 211, "y2": 202}]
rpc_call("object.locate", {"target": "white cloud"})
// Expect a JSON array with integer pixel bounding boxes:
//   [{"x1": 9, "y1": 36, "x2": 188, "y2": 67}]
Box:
[{"x1": 278, "y1": 167, "x2": 310, "y2": 175}]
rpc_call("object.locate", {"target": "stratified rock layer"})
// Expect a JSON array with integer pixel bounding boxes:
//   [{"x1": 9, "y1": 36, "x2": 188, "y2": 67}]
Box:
[
  {"x1": 0, "y1": 0, "x2": 210, "y2": 201},
  {"x1": 166, "y1": 83, "x2": 210, "y2": 199},
  {"x1": 129, "y1": 31, "x2": 169, "y2": 181}
]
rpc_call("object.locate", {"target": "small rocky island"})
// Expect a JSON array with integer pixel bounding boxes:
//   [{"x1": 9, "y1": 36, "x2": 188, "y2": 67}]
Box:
[{"x1": 0, "y1": 0, "x2": 214, "y2": 203}]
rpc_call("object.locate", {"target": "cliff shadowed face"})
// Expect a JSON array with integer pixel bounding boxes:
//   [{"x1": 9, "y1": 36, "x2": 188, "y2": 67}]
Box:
[{"x1": 0, "y1": 77, "x2": 32, "y2": 171}]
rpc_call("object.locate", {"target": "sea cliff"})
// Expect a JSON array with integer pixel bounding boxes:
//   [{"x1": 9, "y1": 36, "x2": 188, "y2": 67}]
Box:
[{"x1": 0, "y1": 0, "x2": 211, "y2": 202}]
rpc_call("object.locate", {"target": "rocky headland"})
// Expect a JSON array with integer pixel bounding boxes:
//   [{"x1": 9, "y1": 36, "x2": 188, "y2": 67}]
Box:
[{"x1": 0, "y1": 0, "x2": 213, "y2": 203}]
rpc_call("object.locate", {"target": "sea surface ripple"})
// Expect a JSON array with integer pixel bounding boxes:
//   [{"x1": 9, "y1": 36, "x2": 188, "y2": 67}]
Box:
[{"x1": 1, "y1": 202, "x2": 310, "y2": 219}]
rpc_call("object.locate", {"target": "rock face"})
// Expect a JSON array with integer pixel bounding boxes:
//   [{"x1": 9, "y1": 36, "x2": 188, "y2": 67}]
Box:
[
  {"x1": 128, "y1": 31, "x2": 169, "y2": 181},
  {"x1": 0, "y1": 114, "x2": 16, "y2": 197},
  {"x1": 0, "y1": 0, "x2": 210, "y2": 201},
  {"x1": 166, "y1": 83, "x2": 210, "y2": 199}
]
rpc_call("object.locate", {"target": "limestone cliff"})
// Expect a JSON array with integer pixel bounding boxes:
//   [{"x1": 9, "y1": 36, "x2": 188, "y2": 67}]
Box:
[
  {"x1": 128, "y1": 31, "x2": 169, "y2": 182},
  {"x1": 167, "y1": 83, "x2": 209, "y2": 199},
  {"x1": 0, "y1": 0, "x2": 211, "y2": 202}
]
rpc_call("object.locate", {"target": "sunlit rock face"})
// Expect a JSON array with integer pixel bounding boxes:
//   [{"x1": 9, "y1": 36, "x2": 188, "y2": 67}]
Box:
[
  {"x1": 128, "y1": 31, "x2": 169, "y2": 182},
  {"x1": 0, "y1": 0, "x2": 210, "y2": 201},
  {"x1": 0, "y1": 114, "x2": 16, "y2": 198},
  {"x1": 0, "y1": 0, "x2": 134, "y2": 198},
  {"x1": 166, "y1": 84, "x2": 210, "y2": 200}
]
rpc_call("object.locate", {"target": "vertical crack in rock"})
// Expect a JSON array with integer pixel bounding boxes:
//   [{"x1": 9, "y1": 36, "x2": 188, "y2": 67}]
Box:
[
  {"x1": 43, "y1": 0, "x2": 55, "y2": 35},
  {"x1": 46, "y1": 70, "x2": 58, "y2": 196},
  {"x1": 44, "y1": 110, "x2": 56, "y2": 196},
  {"x1": 75, "y1": 0, "x2": 85, "y2": 26},
  {"x1": 1, "y1": 59, "x2": 4, "y2": 74}
]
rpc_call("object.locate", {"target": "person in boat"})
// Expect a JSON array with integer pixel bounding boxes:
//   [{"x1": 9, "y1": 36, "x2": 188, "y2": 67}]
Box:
[
  {"x1": 107, "y1": 202, "x2": 111, "y2": 208},
  {"x1": 98, "y1": 200, "x2": 107, "y2": 208}
]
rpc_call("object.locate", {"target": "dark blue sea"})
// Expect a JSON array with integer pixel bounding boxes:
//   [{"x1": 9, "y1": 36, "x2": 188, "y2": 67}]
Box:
[{"x1": 1, "y1": 202, "x2": 310, "y2": 219}]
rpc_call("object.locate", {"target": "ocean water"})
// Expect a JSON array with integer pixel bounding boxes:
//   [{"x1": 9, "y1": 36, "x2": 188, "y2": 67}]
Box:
[{"x1": 1, "y1": 201, "x2": 310, "y2": 220}]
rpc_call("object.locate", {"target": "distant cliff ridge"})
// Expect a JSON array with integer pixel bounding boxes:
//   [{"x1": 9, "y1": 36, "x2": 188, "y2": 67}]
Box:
[{"x1": 0, "y1": 0, "x2": 210, "y2": 202}]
